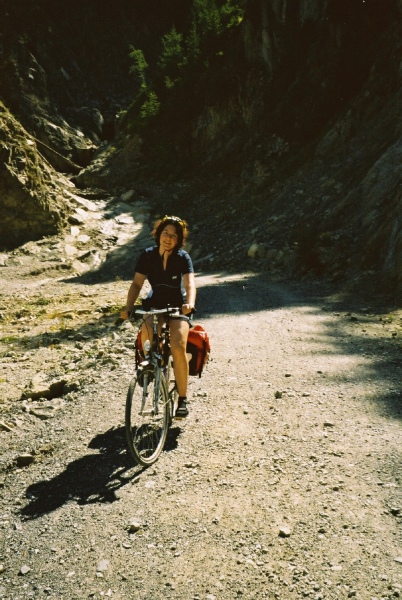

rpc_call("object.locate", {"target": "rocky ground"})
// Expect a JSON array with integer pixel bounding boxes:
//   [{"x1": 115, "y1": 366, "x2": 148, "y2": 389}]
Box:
[{"x1": 0, "y1": 189, "x2": 401, "y2": 600}]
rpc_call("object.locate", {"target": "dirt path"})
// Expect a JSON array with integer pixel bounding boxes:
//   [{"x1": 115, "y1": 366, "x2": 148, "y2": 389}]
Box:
[{"x1": 0, "y1": 211, "x2": 402, "y2": 599}]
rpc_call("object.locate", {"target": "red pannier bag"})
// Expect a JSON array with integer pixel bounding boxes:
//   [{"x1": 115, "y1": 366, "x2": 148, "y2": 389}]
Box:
[
  {"x1": 135, "y1": 324, "x2": 211, "y2": 378},
  {"x1": 186, "y1": 324, "x2": 211, "y2": 378}
]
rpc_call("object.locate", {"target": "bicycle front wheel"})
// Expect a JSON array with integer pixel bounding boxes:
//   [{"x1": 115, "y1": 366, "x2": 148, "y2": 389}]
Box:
[
  {"x1": 166, "y1": 355, "x2": 178, "y2": 423},
  {"x1": 125, "y1": 371, "x2": 170, "y2": 466}
]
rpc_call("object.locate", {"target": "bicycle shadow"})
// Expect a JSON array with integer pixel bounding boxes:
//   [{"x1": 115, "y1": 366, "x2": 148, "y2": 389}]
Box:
[{"x1": 20, "y1": 424, "x2": 181, "y2": 520}]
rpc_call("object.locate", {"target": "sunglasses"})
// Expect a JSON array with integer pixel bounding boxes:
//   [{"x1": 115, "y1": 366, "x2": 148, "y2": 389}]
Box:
[{"x1": 161, "y1": 215, "x2": 186, "y2": 228}]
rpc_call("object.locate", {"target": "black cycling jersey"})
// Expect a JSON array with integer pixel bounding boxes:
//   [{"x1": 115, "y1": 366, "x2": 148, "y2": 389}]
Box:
[{"x1": 135, "y1": 245, "x2": 194, "y2": 308}]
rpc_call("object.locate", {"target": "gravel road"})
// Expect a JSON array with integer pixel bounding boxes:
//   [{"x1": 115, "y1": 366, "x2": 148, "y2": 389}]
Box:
[{"x1": 0, "y1": 212, "x2": 401, "y2": 599}]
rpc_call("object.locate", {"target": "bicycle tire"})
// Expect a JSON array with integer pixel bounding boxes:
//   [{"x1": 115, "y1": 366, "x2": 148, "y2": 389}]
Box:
[{"x1": 125, "y1": 369, "x2": 170, "y2": 466}]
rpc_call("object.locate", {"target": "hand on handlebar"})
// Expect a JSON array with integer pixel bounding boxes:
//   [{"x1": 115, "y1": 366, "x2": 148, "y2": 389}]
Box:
[
  {"x1": 118, "y1": 306, "x2": 193, "y2": 323},
  {"x1": 181, "y1": 303, "x2": 195, "y2": 315}
]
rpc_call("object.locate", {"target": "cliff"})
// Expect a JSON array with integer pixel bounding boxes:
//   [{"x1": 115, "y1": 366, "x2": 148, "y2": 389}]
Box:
[{"x1": 0, "y1": 0, "x2": 401, "y2": 298}]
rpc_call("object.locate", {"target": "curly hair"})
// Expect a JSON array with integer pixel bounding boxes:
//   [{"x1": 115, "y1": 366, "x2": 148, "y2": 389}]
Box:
[{"x1": 152, "y1": 215, "x2": 189, "y2": 248}]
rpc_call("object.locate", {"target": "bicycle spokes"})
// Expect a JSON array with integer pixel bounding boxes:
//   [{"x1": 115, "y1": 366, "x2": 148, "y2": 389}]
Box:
[
  {"x1": 125, "y1": 307, "x2": 181, "y2": 466},
  {"x1": 125, "y1": 374, "x2": 170, "y2": 466}
]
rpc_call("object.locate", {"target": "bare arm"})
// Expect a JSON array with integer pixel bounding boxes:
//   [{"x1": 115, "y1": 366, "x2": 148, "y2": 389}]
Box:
[
  {"x1": 182, "y1": 272, "x2": 196, "y2": 314},
  {"x1": 120, "y1": 272, "x2": 146, "y2": 318}
]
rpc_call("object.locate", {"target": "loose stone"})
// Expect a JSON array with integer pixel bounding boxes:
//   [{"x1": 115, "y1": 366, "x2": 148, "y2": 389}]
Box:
[
  {"x1": 20, "y1": 565, "x2": 31, "y2": 575},
  {"x1": 96, "y1": 559, "x2": 110, "y2": 572},
  {"x1": 127, "y1": 520, "x2": 141, "y2": 533},
  {"x1": 279, "y1": 527, "x2": 292, "y2": 538}
]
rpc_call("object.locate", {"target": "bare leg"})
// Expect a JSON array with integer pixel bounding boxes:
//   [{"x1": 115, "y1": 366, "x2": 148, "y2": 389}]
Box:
[
  {"x1": 169, "y1": 319, "x2": 190, "y2": 398},
  {"x1": 141, "y1": 315, "x2": 163, "y2": 353}
]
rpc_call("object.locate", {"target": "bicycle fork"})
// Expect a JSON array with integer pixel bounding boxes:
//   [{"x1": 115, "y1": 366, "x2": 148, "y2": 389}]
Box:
[
  {"x1": 153, "y1": 368, "x2": 162, "y2": 415},
  {"x1": 139, "y1": 370, "x2": 149, "y2": 416},
  {"x1": 138, "y1": 364, "x2": 161, "y2": 417}
]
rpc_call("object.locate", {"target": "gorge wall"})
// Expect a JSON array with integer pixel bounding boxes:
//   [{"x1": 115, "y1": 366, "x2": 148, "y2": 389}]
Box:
[{"x1": 0, "y1": 0, "x2": 401, "y2": 297}]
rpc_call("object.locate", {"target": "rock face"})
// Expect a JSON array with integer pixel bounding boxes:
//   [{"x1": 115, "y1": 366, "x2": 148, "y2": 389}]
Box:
[
  {"x1": 0, "y1": 1, "x2": 400, "y2": 294},
  {"x1": 0, "y1": 102, "x2": 70, "y2": 248}
]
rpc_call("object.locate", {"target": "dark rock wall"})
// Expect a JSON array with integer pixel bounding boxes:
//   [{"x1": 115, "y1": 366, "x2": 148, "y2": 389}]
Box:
[
  {"x1": 166, "y1": 0, "x2": 402, "y2": 294},
  {"x1": 0, "y1": 0, "x2": 401, "y2": 295},
  {"x1": 182, "y1": 0, "x2": 397, "y2": 161}
]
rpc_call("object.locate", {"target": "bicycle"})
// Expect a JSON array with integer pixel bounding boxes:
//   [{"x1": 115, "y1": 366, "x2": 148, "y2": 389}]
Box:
[{"x1": 125, "y1": 306, "x2": 186, "y2": 466}]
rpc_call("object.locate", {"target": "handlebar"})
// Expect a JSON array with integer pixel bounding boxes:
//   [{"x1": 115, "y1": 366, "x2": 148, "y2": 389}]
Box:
[{"x1": 130, "y1": 307, "x2": 182, "y2": 320}]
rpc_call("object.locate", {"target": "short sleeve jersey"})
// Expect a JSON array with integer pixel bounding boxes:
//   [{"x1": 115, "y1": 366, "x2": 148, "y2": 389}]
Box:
[{"x1": 135, "y1": 245, "x2": 194, "y2": 308}]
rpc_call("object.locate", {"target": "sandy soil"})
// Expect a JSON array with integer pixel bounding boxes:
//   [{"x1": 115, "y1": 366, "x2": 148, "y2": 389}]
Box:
[{"x1": 0, "y1": 195, "x2": 401, "y2": 600}]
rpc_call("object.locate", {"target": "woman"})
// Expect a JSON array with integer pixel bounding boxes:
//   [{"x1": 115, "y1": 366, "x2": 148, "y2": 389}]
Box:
[{"x1": 120, "y1": 215, "x2": 196, "y2": 418}]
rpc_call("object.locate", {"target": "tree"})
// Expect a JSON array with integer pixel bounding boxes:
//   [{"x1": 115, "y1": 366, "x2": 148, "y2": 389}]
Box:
[
  {"x1": 129, "y1": 46, "x2": 148, "y2": 92},
  {"x1": 158, "y1": 27, "x2": 187, "y2": 88}
]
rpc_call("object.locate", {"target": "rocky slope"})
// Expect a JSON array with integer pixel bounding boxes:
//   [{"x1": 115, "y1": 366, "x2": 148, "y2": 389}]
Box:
[
  {"x1": 0, "y1": 0, "x2": 401, "y2": 295},
  {"x1": 0, "y1": 102, "x2": 72, "y2": 248}
]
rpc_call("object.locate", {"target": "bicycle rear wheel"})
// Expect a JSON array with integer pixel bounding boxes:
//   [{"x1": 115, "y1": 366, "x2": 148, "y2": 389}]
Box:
[{"x1": 125, "y1": 369, "x2": 170, "y2": 466}]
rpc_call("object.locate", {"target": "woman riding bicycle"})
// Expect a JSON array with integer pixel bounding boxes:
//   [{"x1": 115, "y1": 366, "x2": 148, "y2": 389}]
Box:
[{"x1": 120, "y1": 215, "x2": 196, "y2": 418}]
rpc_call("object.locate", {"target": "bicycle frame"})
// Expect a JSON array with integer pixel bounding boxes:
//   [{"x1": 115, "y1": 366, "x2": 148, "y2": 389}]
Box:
[
  {"x1": 125, "y1": 306, "x2": 186, "y2": 466},
  {"x1": 133, "y1": 307, "x2": 181, "y2": 413}
]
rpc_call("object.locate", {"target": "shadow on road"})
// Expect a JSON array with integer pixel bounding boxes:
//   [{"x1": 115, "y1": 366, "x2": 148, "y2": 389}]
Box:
[
  {"x1": 8, "y1": 268, "x2": 402, "y2": 428},
  {"x1": 20, "y1": 424, "x2": 181, "y2": 520},
  {"x1": 7, "y1": 271, "x2": 306, "y2": 355},
  {"x1": 194, "y1": 271, "x2": 402, "y2": 425}
]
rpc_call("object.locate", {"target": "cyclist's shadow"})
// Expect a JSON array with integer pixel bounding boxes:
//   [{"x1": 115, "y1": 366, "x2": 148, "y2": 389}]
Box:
[{"x1": 20, "y1": 425, "x2": 181, "y2": 520}]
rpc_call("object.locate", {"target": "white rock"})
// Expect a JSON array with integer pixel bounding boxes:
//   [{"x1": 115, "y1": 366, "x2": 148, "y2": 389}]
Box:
[
  {"x1": 20, "y1": 565, "x2": 31, "y2": 575},
  {"x1": 96, "y1": 559, "x2": 110, "y2": 572},
  {"x1": 128, "y1": 520, "x2": 141, "y2": 533}
]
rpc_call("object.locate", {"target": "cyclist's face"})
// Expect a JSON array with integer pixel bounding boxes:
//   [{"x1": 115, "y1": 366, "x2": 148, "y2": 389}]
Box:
[{"x1": 160, "y1": 225, "x2": 179, "y2": 252}]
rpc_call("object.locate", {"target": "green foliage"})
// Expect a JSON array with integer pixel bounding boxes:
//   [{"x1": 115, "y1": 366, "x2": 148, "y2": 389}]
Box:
[
  {"x1": 192, "y1": 0, "x2": 223, "y2": 37},
  {"x1": 33, "y1": 297, "x2": 52, "y2": 306},
  {"x1": 139, "y1": 91, "x2": 160, "y2": 122},
  {"x1": 220, "y1": 0, "x2": 245, "y2": 28},
  {"x1": 128, "y1": 46, "x2": 160, "y2": 125},
  {"x1": 158, "y1": 27, "x2": 187, "y2": 78},
  {"x1": 191, "y1": 0, "x2": 245, "y2": 41},
  {"x1": 127, "y1": 0, "x2": 245, "y2": 128},
  {"x1": 0, "y1": 336, "x2": 18, "y2": 344},
  {"x1": 129, "y1": 46, "x2": 149, "y2": 91}
]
